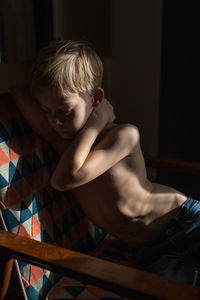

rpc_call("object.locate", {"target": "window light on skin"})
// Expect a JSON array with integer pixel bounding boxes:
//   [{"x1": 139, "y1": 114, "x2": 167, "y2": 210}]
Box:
[{"x1": 34, "y1": 86, "x2": 104, "y2": 140}]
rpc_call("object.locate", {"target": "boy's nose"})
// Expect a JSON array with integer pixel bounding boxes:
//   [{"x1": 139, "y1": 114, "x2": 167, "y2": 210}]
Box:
[
  {"x1": 51, "y1": 110, "x2": 67, "y2": 126},
  {"x1": 52, "y1": 117, "x2": 63, "y2": 126},
  {"x1": 49, "y1": 114, "x2": 63, "y2": 126}
]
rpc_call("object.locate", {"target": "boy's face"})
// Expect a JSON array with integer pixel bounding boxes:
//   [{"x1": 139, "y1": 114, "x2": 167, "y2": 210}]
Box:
[{"x1": 35, "y1": 87, "x2": 93, "y2": 139}]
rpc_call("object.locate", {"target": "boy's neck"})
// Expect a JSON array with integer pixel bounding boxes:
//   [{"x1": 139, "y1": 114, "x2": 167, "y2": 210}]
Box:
[{"x1": 96, "y1": 122, "x2": 116, "y2": 140}]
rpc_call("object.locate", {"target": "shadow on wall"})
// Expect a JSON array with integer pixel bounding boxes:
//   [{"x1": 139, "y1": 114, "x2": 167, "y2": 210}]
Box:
[{"x1": 111, "y1": 0, "x2": 163, "y2": 157}]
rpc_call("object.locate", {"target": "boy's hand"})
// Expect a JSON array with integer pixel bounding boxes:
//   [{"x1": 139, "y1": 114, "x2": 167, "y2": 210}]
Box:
[{"x1": 90, "y1": 98, "x2": 115, "y2": 127}]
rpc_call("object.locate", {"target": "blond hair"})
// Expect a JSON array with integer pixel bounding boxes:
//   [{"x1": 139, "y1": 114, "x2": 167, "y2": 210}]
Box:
[{"x1": 30, "y1": 40, "x2": 103, "y2": 97}]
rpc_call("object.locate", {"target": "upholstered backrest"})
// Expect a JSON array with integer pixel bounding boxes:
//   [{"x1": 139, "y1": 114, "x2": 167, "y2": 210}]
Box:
[{"x1": 0, "y1": 94, "x2": 105, "y2": 299}]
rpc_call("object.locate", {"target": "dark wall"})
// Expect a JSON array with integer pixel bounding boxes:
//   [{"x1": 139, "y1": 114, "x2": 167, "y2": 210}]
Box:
[
  {"x1": 53, "y1": 0, "x2": 111, "y2": 58},
  {"x1": 33, "y1": 0, "x2": 53, "y2": 52},
  {"x1": 158, "y1": 0, "x2": 200, "y2": 197},
  {"x1": 111, "y1": 0, "x2": 163, "y2": 157}
]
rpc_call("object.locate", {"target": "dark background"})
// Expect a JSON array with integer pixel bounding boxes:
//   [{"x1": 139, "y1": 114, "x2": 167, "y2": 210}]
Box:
[
  {"x1": 158, "y1": 1, "x2": 200, "y2": 197},
  {"x1": 1, "y1": 0, "x2": 200, "y2": 197},
  {"x1": 32, "y1": 0, "x2": 111, "y2": 57}
]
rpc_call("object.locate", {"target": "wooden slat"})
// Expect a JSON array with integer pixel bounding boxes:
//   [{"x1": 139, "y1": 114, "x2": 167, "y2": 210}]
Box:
[
  {"x1": 0, "y1": 232, "x2": 199, "y2": 300},
  {"x1": 0, "y1": 255, "x2": 13, "y2": 300},
  {"x1": 146, "y1": 157, "x2": 200, "y2": 176}
]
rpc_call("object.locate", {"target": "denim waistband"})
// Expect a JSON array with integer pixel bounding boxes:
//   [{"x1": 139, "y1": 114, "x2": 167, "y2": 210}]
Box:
[
  {"x1": 137, "y1": 197, "x2": 200, "y2": 286},
  {"x1": 135, "y1": 197, "x2": 200, "y2": 267},
  {"x1": 164, "y1": 197, "x2": 200, "y2": 248},
  {"x1": 174, "y1": 196, "x2": 200, "y2": 222}
]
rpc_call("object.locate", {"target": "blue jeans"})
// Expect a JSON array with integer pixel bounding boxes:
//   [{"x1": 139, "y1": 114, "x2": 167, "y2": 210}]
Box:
[{"x1": 136, "y1": 197, "x2": 200, "y2": 286}]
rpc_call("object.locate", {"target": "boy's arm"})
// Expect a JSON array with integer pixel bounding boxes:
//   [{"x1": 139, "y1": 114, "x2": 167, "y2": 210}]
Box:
[
  {"x1": 12, "y1": 86, "x2": 70, "y2": 154},
  {"x1": 51, "y1": 101, "x2": 139, "y2": 191}
]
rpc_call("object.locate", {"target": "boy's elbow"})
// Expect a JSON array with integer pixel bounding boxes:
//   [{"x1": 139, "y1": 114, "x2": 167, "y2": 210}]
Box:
[
  {"x1": 50, "y1": 169, "x2": 86, "y2": 191},
  {"x1": 50, "y1": 176, "x2": 68, "y2": 191},
  {"x1": 119, "y1": 124, "x2": 140, "y2": 150},
  {"x1": 128, "y1": 125, "x2": 140, "y2": 148}
]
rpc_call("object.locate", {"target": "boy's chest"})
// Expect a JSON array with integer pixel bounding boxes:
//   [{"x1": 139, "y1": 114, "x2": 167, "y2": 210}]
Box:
[
  {"x1": 73, "y1": 154, "x2": 148, "y2": 221},
  {"x1": 75, "y1": 154, "x2": 142, "y2": 197},
  {"x1": 73, "y1": 157, "x2": 154, "y2": 245}
]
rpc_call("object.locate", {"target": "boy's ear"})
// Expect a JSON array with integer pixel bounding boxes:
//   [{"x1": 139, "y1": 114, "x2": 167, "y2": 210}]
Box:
[{"x1": 92, "y1": 88, "x2": 104, "y2": 107}]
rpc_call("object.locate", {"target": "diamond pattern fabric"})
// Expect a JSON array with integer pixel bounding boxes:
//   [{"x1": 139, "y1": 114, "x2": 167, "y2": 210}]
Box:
[
  {"x1": 47, "y1": 278, "x2": 128, "y2": 300},
  {"x1": 0, "y1": 94, "x2": 107, "y2": 299}
]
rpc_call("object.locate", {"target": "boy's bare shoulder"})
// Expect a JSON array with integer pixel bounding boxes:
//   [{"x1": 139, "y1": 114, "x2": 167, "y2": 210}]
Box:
[
  {"x1": 101, "y1": 122, "x2": 139, "y2": 136},
  {"x1": 98, "y1": 123, "x2": 140, "y2": 148}
]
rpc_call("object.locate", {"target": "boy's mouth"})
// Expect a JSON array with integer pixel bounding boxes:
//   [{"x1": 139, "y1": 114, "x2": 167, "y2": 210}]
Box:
[{"x1": 59, "y1": 129, "x2": 75, "y2": 139}]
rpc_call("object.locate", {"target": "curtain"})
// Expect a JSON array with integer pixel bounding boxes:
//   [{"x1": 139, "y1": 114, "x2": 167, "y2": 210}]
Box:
[{"x1": 0, "y1": 0, "x2": 36, "y2": 62}]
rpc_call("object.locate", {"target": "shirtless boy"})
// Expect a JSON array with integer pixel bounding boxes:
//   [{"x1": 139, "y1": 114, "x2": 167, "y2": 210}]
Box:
[{"x1": 13, "y1": 40, "x2": 200, "y2": 285}]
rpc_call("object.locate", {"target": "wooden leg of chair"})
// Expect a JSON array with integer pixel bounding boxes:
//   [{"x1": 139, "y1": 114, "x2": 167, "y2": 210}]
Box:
[{"x1": 0, "y1": 255, "x2": 14, "y2": 300}]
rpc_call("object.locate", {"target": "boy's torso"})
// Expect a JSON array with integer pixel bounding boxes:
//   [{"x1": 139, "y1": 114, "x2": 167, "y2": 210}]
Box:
[{"x1": 73, "y1": 125, "x2": 187, "y2": 248}]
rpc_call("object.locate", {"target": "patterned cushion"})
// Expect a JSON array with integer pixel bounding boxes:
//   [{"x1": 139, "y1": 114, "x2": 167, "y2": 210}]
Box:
[
  {"x1": 0, "y1": 94, "x2": 105, "y2": 299},
  {"x1": 47, "y1": 278, "x2": 129, "y2": 300}
]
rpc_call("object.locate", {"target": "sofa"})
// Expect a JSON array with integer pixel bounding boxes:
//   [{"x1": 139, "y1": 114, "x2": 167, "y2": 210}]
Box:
[{"x1": 0, "y1": 93, "x2": 199, "y2": 300}]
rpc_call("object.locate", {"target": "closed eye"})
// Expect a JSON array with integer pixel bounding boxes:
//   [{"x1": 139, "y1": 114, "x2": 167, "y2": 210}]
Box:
[
  {"x1": 54, "y1": 109, "x2": 72, "y2": 122},
  {"x1": 41, "y1": 106, "x2": 50, "y2": 113}
]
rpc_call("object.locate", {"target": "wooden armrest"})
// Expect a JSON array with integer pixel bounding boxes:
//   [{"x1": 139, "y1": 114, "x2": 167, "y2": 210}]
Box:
[
  {"x1": 0, "y1": 256, "x2": 13, "y2": 300},
  {"x1": 145, "y1": 157, "x2": 200, "y2": 176},
  {"x1": 0, "y1": 232, "x2": 199, "y2": 300}
]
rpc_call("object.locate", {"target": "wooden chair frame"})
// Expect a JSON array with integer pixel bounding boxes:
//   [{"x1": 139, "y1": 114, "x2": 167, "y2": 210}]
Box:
[{"x1": 1, "y1": 157, "x2": 200, "y2": 300}]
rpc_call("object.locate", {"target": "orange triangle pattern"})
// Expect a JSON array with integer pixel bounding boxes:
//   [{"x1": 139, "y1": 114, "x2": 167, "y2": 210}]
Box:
[
  {"x1": 0, "y1": 200, "x2": 6, "y2": 210},
  {"x1": 87, "y1": 285, "x2": 106, "y2": 298},
  {"x1": 0, "y1": 146, "x2": 10, "y2": 166},
  {"x1": 32, "y1": 215, "x2": 43, "y2": 238},
  {"x1": 30, "y1": 265, "x2": 48, "y2": 285},
  {"x1": 22, "y1": 276, "x2": 30, "y2": 288},
  {"x1": 48, "y1": 277, "x2": 113, "y2": 300},
  {"x1": 48, "y1": 277, "x2": 71, "y2": 300},
  {"x1": 18, "y1": 224, "x2": 32, "y2": 239}
]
